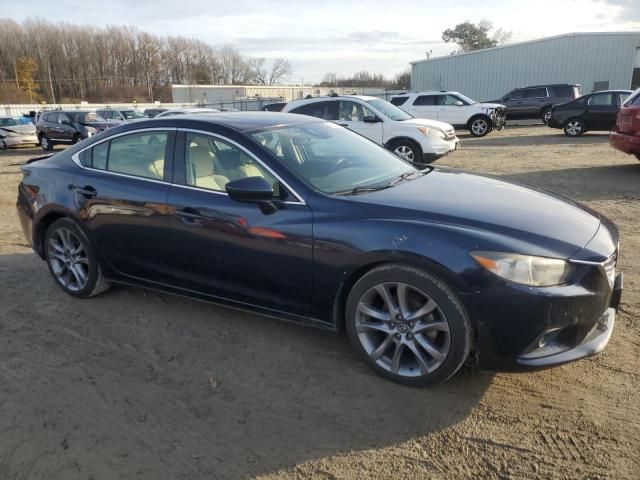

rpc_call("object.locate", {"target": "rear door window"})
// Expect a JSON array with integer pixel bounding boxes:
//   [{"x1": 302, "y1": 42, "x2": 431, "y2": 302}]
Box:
[
  {"x1": 87, "y1": 131, "x2": 171, "y2": 180},
  {"x1": 524, "y1": 88, "x2": 548, "y2": 98},
  {"x1": 390, "y1": 97, "x2": 409, "y2": 106},
  {"x1": 413, "y1": 95, "x2": 436, "y2": 106},
  {"x1": 550, "y1": 85, "x2": 574, "y2": 97},
  {"x1": 290, "y1": 101, "x2": 338, "y2": 120}
]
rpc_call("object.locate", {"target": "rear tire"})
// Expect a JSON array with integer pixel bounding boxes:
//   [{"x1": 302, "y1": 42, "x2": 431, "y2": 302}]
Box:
[
  {"x1": 564, "y1": 118, "x2": 585, "y2": 137},
  {"x1": 44, "y1": 218, "x2": 110, "y2": 298},
  {"x1": 541, "y1": 107, "x2": 553, "y2": 125},
  {"x1": 40, "y1": 134, "x2": 53, "y2": 151},
  {"x1": 345, "y1": 264, "x2": 472, "y2": 387},
  {"x1": 389, "y1": 139, "x2": 422, "y2": 165}
]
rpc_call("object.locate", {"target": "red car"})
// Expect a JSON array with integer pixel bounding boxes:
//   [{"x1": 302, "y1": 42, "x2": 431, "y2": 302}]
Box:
[{"x1": 609, "y1": 88, "x2": 640, "y2": 161}]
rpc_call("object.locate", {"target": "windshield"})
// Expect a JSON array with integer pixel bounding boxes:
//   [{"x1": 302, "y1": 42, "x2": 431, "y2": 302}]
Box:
[
  {"x1": 0, "y1": 118, "x2": 18, "y2": 127},
  {"x1": 251, "y1": 121, "x2": 415, "y2": 195},
  {"x1": 73, "y1": 112, "x2": 105, "y2": 123},
  {"x1": 366, "y1": 99, "x2": 413, "y2": 121},
  {"x1": 122, "y1": 110, "x2": 147, "y2": 119},
  {"x1": 456, "y1": 93, "x2": 477, "y2": 105}
]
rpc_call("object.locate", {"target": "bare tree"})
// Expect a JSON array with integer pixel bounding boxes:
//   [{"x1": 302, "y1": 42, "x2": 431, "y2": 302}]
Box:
[{"x1": 267, "y1": 57, "x2": 292, "y2": 85}]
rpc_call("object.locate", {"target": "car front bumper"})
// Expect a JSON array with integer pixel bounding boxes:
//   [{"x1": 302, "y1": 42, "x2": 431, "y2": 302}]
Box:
[
  {"x1": 420, "y1": 136, "x2": 459, "y2": 162},
  {"x1": 466, "y1": 254, "x2": 622, "y2": 372},
  {"x1": 609, "y1": 129, "x2": 640, "y2": 157},
  {"x1": 2, "y1": 134, "x2": 39, "y2": 147}
]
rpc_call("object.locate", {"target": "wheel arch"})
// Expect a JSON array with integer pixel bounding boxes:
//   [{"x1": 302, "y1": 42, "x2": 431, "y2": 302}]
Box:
[
  {"x1": 384, "y1": 136, "x2": 422, "y2": 152},
  {"x1": 33, "y1": 208, "x2": 85, "y2": 259},
  {"x1": 332, "y1": 251, "x2": 470, "y2": 333},
  {"x1": 466, "y1": 113, "x2": 491, "y2": 129}
]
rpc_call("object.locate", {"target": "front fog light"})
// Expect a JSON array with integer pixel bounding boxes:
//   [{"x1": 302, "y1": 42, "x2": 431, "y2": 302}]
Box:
[{"x1": 471, "y1": 251, "x2": 572, "y2": 286}]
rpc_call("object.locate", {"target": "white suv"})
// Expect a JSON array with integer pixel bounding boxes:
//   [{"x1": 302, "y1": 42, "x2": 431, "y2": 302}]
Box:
[
  {"x1": 390, "y1": 91, "x2": 506, "y2": 137},
  {"x1": 282, "y1": 95, "x2": 459, "y2": 164}
]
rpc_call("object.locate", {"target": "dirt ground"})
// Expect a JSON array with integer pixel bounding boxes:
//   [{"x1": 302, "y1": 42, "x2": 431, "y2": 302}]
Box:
[{"x1": 0, "y1": 126, "x2": 638, "y2": 480}]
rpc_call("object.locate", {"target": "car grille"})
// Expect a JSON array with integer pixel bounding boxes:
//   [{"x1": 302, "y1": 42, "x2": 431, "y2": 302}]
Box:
[{"x1": 603, "y1": 251, "x2": 617, "y2": 289}]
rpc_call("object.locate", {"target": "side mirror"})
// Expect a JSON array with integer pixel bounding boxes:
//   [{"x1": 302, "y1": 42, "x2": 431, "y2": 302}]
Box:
[
  {"x1": 363, "y1": 115, "x2": 381, "y2": 123},
  {"x1": 454, "y1": 101, "x2": 464, "y2": 106},
  {"x1": 225, "y1": 176, "x2": 277, "y2": 214}
]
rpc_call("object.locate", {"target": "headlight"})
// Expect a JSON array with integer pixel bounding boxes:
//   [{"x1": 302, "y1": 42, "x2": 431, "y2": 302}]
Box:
[
  {"x1": 471, "y1": 251, "x2": 572, "y2": 286},
  {"x1": 417, "y1": 127, "x2": 445, "y2": 138}
]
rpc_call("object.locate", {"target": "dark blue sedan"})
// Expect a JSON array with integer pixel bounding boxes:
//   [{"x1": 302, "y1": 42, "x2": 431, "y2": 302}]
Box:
[{"x1": 16, "y1": 113, "x2": 623, "y2": 386}]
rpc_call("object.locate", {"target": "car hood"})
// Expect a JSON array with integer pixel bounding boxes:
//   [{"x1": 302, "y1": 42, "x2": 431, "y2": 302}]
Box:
[
  {"x1": 400, "y1": 117, "x2": 454, "y2": 132},
  {"x1": 477, "y1": 103, "x2": 505, "y2": 110},
  {"x1": 353, "y1": 168, "x2": 601, "y2": 258},
  {"x1": 0, "y1": 124, "x2": 36, "y2": 135}
]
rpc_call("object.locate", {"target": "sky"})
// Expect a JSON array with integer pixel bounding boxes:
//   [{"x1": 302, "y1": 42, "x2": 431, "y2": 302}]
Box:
[{"x1": 5, "y1": 0, "x2": 640, "y2": 83}]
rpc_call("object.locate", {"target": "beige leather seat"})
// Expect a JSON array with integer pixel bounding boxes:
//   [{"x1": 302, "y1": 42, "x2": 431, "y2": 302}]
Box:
[
  {"x1": 216, "y1": 149, "x2": 265, "y2": 182},
  {"x1": 189, "y1": 146, "x2": 229, "y2": 190}
]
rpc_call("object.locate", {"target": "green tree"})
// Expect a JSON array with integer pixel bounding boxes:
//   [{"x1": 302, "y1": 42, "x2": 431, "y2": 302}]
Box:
[
  {"x1": 442, "y1": 20, "x2": 509, "y2": 53},
  {"x1": 16, "y1": 56, "x2": 40, "y2": 102}
]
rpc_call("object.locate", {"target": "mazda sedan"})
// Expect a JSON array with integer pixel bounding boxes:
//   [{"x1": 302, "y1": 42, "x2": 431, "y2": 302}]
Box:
[{"x1": 16, "y1": 113, "x2": 622, "y2": 386}]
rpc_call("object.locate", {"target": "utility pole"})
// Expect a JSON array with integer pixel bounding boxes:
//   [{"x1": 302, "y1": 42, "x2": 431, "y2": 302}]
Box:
[{"x1": 48, "y1": 62, "x2": 56, "y2": 104}]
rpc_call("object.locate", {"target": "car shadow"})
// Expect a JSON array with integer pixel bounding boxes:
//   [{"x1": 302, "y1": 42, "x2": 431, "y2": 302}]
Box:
[
  {"x1": 458, "y1": 130, "x2": 610, "y2": 147},
  {"x1": 0, "y1": 252, "x2": 493, "y2": 479},
  {"x1": 502, "y1": 163, "x2": 640, "y2": 201}
]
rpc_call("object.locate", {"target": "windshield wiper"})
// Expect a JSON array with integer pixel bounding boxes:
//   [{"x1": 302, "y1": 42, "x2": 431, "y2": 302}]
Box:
[
  {"x1": 387, "y1": 169, "x2": 430, "y2": 186},
  {"x1": 333, "y1": 184, "x2": 393, "y2": 196}
]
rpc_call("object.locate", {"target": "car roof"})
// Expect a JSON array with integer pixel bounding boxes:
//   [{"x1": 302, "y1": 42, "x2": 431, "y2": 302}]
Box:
[
  {"x1": 287, "y1": 95, "x2": 380, "y2": 105},
  {"x1": 391, "y1": 91, "x2": 461, "y2": 96},
  {"x1": 147, "y1": 112, "x2": 322, "y2": 132}
]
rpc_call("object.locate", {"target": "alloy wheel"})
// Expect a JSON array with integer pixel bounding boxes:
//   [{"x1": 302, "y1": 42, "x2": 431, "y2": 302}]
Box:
[
  {"x1": 565, "y1": 120, "x2": 583, "y2": 136},
  {"x1": 40, "y1": 136, "x2": 49, "y2": 149},
  {"x1": 393, "y1": 145, "x2": 415, "y2": 162},
  {"x1": 471, "y1": 118, "x2": 488, "y2": 136},
  {"x1": 47, "y1": 227, "x2": 90, "y2": 292},
  {"x1": 355, "y1": 282, "x2": 451, "y2": 377},
  {"x1": 543, "y1": 110, "x2": 552, "y2": 124}
]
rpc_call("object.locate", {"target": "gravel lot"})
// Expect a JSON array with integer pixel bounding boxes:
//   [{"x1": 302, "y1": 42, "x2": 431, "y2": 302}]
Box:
[{"x1": 0, "y1": 126, "x2": 638, "y2": 480}]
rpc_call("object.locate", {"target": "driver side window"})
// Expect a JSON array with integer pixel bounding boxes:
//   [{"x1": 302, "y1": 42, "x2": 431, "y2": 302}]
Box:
[
  {"x1": 338, "y1": 101, "x2": 375, "y2": 122},
  {"x1": 184, "y1": 133, "x2": 282, "y2": 197}
]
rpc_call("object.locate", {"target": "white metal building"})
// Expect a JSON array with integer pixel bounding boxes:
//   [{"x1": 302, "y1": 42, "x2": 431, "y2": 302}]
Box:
[
  {"x1": 171, "y1": 85, "x2": 386, "y2": 103},
  {"x1": 410, "y1": 32, "x2": 640, "y2": 101}
]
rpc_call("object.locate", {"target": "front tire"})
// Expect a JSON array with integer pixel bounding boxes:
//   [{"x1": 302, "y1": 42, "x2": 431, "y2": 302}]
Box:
[
  {"x1": 541, "y1": 107, "x2": 553, "y2": 125},
  {"x1": 468, "y1": 115, "x2": 491, "y2": 137},
  {"x1": 564, "y1": 118, "x2": 585, "y2": 137},
  {"x1": 44, "y1": 218, "x2": 110, "y2": 298},
  {"x1": 40, "y1": 134, "x2": 53, "y2": 151},
  {"x1": 390, "y1": 139, "x2": 422, "y2": 165},
  {"x1": 345, "y1": 264, "x2": 472, "y2": 387}
]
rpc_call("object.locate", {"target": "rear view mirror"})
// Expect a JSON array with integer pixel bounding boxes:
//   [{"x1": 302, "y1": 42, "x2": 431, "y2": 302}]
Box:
[
  {"x1": 363, "y1": 115, "x2": 381, "y2": 123},
  {"x1": 225, "y1": 176, "x2": 277, "y2": 214}
]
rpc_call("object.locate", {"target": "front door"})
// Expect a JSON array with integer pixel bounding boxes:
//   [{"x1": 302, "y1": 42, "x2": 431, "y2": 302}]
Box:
[
  {"x1": 585, "y1": 92, "x2": 619, "y2": 129},
  {"x1": 336, "y1": 100, "x2": 383, "y2": 144},
  {"x1": 165, "y1": 131, "x2": 314, "y2": 316},
  {"x1": 74, "y1": 129, "x2": 176, "y2": 281},
  {"x1": 436, "y1": 94, "x2": 468, "y2": 125}
]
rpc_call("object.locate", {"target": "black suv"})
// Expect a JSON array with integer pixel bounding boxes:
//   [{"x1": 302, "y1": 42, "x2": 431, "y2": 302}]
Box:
[
  {"x1": 489, "y1": 84, "x2": 581, "y2": 123},
  {"x1": 36, "y1": 111, "x2": 109, "y2": 151},
  {"x1": 547, "y1": 90, "x2": 633, "y2": 137}
]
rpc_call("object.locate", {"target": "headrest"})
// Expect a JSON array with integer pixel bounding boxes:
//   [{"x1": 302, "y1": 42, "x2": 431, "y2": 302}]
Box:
[{"x1": 189, "y1": 146, "x2": 214, "y2": 177}]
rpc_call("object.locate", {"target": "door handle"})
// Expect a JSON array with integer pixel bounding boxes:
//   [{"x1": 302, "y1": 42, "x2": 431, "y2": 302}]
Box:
[
  {"x1": 176, "y1": 207, "x2": 202, "y2": 224},
  {"x1": 72, "y1": 185, "x2": 97, "y2": 198}
]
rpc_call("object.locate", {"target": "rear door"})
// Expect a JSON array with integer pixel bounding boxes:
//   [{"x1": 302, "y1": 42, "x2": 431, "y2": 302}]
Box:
[
  {"x1": 407, "y1": 94, "x2": 439, "y2": 120},
  {"x1": 521, "y1": 87, "x2": 548, "y2": 118},
  {"x1": 72, "y1": 128, "x2": 176, "y2": 281},
  {"x1": 585, "y1": 92, "x2": 618, "y2": 129},
  {"x1": 165, "y1": 130, "x2": 313, "y2": 315}
]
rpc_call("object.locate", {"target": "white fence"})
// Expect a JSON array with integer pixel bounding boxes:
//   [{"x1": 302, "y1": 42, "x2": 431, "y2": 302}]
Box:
[{"x1": 1, "y1": 97, "x2": 285, "y2": 117}]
